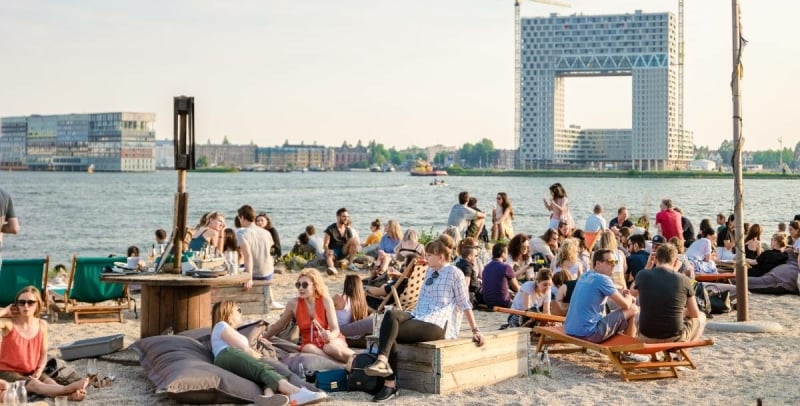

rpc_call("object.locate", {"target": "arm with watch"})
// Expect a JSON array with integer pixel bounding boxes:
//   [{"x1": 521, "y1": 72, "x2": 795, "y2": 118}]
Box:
[{"x1": 463, "y1": 309, "x2": 485, "y2": 346}]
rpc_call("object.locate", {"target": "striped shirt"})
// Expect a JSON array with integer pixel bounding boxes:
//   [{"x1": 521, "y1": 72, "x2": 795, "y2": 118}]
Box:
[{"x1": 412, "y1": 264, "x2": 472, "y2": 339}]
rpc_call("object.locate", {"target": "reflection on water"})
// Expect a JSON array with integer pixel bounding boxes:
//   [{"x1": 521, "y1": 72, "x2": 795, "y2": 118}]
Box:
[{"x1": 2, "y1": 171, "x2": 794, "y2": 265}]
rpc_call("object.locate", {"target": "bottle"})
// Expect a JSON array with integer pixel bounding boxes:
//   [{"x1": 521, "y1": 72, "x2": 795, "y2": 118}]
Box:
[
  {"x1": 531, "y1": 351, "x2": 542, "y2": 375},
  {"x1": 148, "y1": 244, "x2": 156, "y2": 265},
  {"x1": 542, "y1": 348, "x2": 551, "y2": 377},
  {"x1": 298, "y1": 362, "x2": 305, "y2": 381},
  {"x1": 3, "y1": 381, "x2": 17, "y2": 405},
  {"x1": 15, "y1": 379, "x2": 27, "y2": 405}
]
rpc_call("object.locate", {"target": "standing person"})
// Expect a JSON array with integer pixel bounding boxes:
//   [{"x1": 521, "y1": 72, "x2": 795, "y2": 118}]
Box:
[
  {"x1": 2, "y1": 186, "x2": 21, "y2": 268},
  {"x1": 0, "y1": 286, "x2": 89, "y2": 401},
  {"x1": 447, "y1": 191, "x2": 484, "y2": 244},
  {"x1": 543, "y1": 182, "x2": 572, "y2": 230},
  {"x1": 363, "y1": 239, "x2": 485, "y2": 402},
  {"x1": 210, "y1": 300, "x2": 327, "y2": 406},
  {"x1": 236, "y1": 206, "x2": 278, "y2": 303},
  {"x1": 492, "y1": 192, "x2": 514, "y2": 241},
  {"x1": 477, "y1": 243, "x2": 519, "y2": 308},
  {"x1": 256, "y1": 213, "x2": 282, "y2": 261},
  {"x1": 584, "y1": 204, "x2": 607, "y2": 232},
  {"x1": 632, "y1": 244, "x2": 706, "y2": 343},
  {"x1": 655, "y1": 199, "x2": 683, "y2": 241},
  {"x1": 323, "y1": 208, "x2": 360, "y2": 276},
  {"x1": 564, "y1": 249, "x2": 640, "y2": 344}
]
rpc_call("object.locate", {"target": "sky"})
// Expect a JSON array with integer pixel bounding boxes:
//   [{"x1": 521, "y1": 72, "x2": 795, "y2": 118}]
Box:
[{"x1": 0, "y1": 0, "x2": 797, "y2": 151}]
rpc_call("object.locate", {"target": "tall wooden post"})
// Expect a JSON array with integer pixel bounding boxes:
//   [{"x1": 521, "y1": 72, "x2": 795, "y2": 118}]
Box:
[
  {"x1": 731, "y1": 1, "x2": 748, "y2": 321},
  {"x1": 170, "y1": 96, "x2": 195, "y2": 274}
]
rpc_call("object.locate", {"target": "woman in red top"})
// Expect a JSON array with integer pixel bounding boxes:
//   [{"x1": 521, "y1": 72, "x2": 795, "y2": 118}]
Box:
[
  {"x1": 264, "y1": 269, "x2": 356, "y2": 366},
  {"x1": 0, "y1": 286, "x2": 89, "y2": 401}
]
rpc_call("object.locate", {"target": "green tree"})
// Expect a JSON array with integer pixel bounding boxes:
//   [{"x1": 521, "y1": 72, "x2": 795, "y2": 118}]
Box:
[
  {"x1": 222, "y1": 136, "x2": 231, "y2": 145},
  {"x1": 433, "y1": 151, "x2": 448, "y2": 166},
  {"x1": 718, "y1": 140, "x2": 734, "y2": 164},
  {"x1": 196, "y1": 156, "x2": 209, "y2": 168}
]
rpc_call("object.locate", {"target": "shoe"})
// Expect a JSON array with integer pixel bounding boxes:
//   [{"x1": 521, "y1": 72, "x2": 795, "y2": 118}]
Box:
[
  {"x1": 327, "y1": 267, "x2": 338, "y2": 276},
  {"x1": 364, "y1": 359, "x2": 393, "y2": 377},
  {"x1": 620, "y1": 352, "x2": 650, "y2": 362},
  {"x1": 271, "y1": 301, "x2": 285, "y2": 310},
  {"x1": 371, "y1": 386, "x2": 398, "y2": 402},
  {"x1": 348, "y1": 264, "x2": 360, "y2": 272},
  {"x1": 255, "y1": 394, "x2": 290, "y2": 406},
  {"x1": 289, "y1": 387, "x2": 327, "y2": 405}
]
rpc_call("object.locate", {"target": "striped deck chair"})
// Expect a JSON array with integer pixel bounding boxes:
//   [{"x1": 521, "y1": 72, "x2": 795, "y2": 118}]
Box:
[
  {"x1": 0, "y1": 257, "x2": 50, "y2": 312},
  {"x1": 60, "y1": 256, "x2": 137, "y2": 324},
  {"x1": 371, "y1": 258, "x2": 428, "y2": 313}
]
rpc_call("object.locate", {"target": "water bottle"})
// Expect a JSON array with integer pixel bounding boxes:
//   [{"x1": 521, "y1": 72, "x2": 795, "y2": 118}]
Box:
[
  {"x1": 298, "y1": 362, "x2": 305, "y2": 381},
  {"x1": 3, "y1": 381, "x2": 17, "y2": 405},
  {"x1": 542, "y1": 348, "x2": 552, "y2": 377},
  {"x1": 531, "y1": 351, "x2": 543, "y2": 375},
  {"x1": 15, "y1": 380, "x2": 27, "y2": 405}
]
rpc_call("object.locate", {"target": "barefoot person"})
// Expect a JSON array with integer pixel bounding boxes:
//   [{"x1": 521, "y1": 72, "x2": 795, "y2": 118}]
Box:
[
  {"x1": 210, "y1": 300, "x2": 327, "y2": 406},
  {"x1": 0, "y1": 286, "x2": 89, "y2": 402},
  {"x1": 364, "y1": 239, "x2": 486, "y2": 402}
]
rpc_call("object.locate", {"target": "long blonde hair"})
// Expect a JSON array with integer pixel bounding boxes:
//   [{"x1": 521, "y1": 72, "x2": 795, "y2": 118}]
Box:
[
  {"x1": 596, "y1": 229, "x2": 618, "y2": 251},
  {"x1": 298, "y1": 268, "x2": 329, "y2": 299},
  {"x1": 385, "y1": 220, "x2": 402, "y2": 241},
  {"x1": 556, "y1": 238, "x2": 579, "y2": 268},
  {"x1": 212, "y1": 300, "x2": 237, "y2": 326}
]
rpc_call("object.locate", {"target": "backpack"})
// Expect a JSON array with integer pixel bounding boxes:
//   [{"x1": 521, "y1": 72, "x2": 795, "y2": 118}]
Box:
[
  {"x1": 693, "y1": 281, "x2": 712, "y2": 318},
  {"x1": 347, "y1": 352, "x2": 384, "y2": 394}
]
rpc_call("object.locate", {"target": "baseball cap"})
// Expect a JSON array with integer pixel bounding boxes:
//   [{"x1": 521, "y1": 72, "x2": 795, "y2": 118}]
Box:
[{"x1": 652, "y1": 235, "x2": 666, "y2": 244}]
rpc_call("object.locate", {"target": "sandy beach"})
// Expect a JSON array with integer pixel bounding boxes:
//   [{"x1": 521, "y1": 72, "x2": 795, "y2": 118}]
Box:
[{"x1": 44, "y1": 270, "x2": 799, "y2": 406}]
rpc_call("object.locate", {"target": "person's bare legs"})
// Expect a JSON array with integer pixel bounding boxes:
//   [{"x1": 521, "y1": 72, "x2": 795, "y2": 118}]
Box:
[
  {"x1": 300, "y1": 343, "x2": 339, "y2": 363},
  {"x1": 621, "y1": 305, "x2": 639, "y2": 337},
  {"x1": 27, "y1": 377, "x2": 89, "y2": 400},
  {"x1": 323, "y1": 338, "x2": 356, "y2": 363},
  {"x1": 344, "y1": 238, "x2": 360, "y2": 262}
]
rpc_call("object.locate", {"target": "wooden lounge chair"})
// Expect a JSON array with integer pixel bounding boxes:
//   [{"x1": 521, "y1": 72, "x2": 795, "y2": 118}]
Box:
[
  {"x1": 695, "y1": 272, "x2": 736, "y2": 282},
  {"x1": 0, "y1": 257, "x2": 50, "y2": 312},
  {"x1": 59, "y1": 256, "x2": 137, "y2": 324},
  {"x1": 493, "y1": 307, "x2": 566, "y2": 324},
  {"x1": 370, "y1": 258, "x2": 427, "y2": 313},
  {"x1": 533, "y1": 325, "x2": 714, "y2": 381}
]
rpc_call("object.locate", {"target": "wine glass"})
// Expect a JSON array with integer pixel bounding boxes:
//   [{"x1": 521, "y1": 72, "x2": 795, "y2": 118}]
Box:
[{"x1": 87, "y1": 358, "x2": 97, "y2": 376}]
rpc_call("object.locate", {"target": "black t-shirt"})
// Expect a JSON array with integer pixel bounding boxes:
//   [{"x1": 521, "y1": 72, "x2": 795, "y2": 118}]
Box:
[
  {"x1": 455, "y1": 258, "x2": 480, "y2": 292},
  {"x1": 324, "y1": 223, "x2": 352, "y2": 250},
  {"x1": 749, "y1": 249, "x2": 788, "y2": 277},
  {"x1": 635, "y1": 267, "x2": 694, "y2": 339},
  {"x1": 609, "y1": 217, "x2": 634, "y2": 229}
]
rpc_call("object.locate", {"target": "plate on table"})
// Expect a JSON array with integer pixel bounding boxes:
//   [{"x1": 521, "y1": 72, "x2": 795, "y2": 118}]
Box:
[
  {"x1": 114, "y1": 262, "x2": 135, "y2": 270},
  {"x1": 192, "y1": 269, "x2": 227, "y2": 278}
]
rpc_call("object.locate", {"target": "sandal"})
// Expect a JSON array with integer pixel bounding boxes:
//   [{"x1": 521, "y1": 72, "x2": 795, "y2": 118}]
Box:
[{"x1": 364, "y1": 359, "x2": 393, "y2": 377}]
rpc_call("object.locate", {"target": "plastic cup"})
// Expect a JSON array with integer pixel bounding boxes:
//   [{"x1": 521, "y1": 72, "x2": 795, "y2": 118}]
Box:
[{"x1": 55, "y1": 396, "x2": 69, "y2": 406}]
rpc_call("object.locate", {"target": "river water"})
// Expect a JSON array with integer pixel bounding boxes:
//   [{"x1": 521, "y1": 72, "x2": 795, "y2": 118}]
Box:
[{"x1": 1, "y1": 171, "x2": 794, "y2": 267}]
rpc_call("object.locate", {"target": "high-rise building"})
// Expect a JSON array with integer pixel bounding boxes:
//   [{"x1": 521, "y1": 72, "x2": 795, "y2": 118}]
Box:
[
  {"x1": 0, "y1": 112, "x2": 156, "y2": 171},
  {"x1": 518, "y1": 10, "x2": 693, "y2": 170}
]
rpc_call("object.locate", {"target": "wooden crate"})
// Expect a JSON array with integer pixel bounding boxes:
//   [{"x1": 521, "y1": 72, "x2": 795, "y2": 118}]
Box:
[
  {"x1": 210, "y1": 280, "x2": 272, "y2": 315},
  {"x1": 395, "y1": 328, "x2": 530, "y2": 394}
]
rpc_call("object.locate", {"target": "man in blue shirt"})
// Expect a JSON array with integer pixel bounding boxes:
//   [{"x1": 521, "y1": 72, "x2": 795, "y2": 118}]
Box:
[
  {"x1": 564, "y1": 249, "x2": 639, "y2": 343},
  {"x1": 625, "y1": 234, "x2": 651, "y2": 284}
]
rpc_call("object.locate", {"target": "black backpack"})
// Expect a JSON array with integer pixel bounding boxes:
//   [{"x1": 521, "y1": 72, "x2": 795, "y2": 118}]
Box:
[
  {"x1": 347, "y1": 352, "x2": 384, "y2": 394},
  {"x1": 693, "y1": 281, "x2": 712, "y2": 318}
]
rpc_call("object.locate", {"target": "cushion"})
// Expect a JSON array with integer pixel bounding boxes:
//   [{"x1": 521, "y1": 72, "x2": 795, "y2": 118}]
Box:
[{"x1": 131, "y1": 334, "x2": 261, "y2": 404}]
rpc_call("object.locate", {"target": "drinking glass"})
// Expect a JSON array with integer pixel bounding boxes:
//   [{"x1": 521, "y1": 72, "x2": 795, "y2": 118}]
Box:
[
  {"x1": 87, "y1": 358, "x2": 97, "y2": 376},
  {"x1": 55, "y1": 396, "x2": 69, "y2": 406},
  {"x1": 15, "y1": 379, "x2": 27, "y2": 404},
  {"x1": 106, "y1": 362, "x2": 116, "y2": 381}
]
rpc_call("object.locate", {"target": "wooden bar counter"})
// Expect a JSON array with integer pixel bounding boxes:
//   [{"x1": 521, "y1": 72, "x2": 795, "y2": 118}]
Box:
[{"x1": 101, "y1": 272, "x2": 249, "y2": 338}]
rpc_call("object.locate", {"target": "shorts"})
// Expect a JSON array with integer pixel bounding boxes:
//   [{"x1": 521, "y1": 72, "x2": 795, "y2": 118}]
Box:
[
  {"x1": 0, "y1": 370, "x2": 31, "y2": 384},
  {"x1": 581, "y1": 309, "x2": 628, "y2": 343},
  {"x1": 638, "y1": 318, "x2": 701, "y2": 343},
  {"x1": 253, "y1": 273, "x2": 274, "y2": 282},
  {"x1": 332, "y1": 247, "x2": 344, "y2": 260}
]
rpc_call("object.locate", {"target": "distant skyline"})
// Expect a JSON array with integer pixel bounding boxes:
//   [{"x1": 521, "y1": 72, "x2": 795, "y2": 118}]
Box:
[{"x1": 1, "y1": 1, "x2": 798, "y2": 151}]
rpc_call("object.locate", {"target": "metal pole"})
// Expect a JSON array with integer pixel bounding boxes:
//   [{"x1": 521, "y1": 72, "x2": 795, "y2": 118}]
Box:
[{"x1": 731, "y1": 0, "x2": 748, "y2": 321}]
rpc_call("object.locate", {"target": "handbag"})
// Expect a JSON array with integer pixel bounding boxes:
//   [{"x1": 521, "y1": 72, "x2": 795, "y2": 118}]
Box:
[
  {"x1": 315, "y1": 369, "x2": 348, "y2": 392},
  {"x1": 708, "y1": 289, "x2": 733, "y2": 314}
]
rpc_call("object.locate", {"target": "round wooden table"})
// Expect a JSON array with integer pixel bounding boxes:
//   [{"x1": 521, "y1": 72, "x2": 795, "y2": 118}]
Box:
[{"x1": 101, "y1": 272, "x2": 249, "y2": 338}]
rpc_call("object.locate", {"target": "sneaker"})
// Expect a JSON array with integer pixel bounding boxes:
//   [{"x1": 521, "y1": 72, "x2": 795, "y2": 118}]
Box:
[
  {"x1": 364, "y1": 359, "x2": 394, "y2": 377},
  {"x1": 327, "y1": 267, "x2": 338, "y2": 276},
  {"x1": 371, "y1": 386, "x2": 398, "y2": 402},
  {"x1": 620, "y1": 352, "x2": 650, "y2": 362},
  {"x1": 255, "y1": 394, "x2": 290, "y2": 406},
  {"x1": 348, "y1": 264, "x2": 360, "y2": 272},
  {"x1": 271, "y1": 301, "x2": 285, "y2": 310},
  {"x1": 289, "y1": 387, "x2": 327, "y2": 405}
]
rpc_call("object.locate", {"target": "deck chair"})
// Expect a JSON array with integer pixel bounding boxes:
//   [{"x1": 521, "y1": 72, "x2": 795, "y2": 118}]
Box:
[
  {"x1": 695, "y1": 272, "x2": 735, "y2": 282},
  {"x1": 370, "y1": 258, "x2": 427, "y2": 313},
  {"x1": 494, "y1": 307, "x2": 565, "y2": 343},
  {"x1": 583, "y1": 231, "x2": 600, "y2": 251},
  {"x1": 533, "y1": 325, "x2": 714, "y2": 381},
  {"x1": 60, "y1": 256, "x2": 137, "y2": 324},
  {"x1": 0, "y1": 257, "x2": 50, "y2": 312}
]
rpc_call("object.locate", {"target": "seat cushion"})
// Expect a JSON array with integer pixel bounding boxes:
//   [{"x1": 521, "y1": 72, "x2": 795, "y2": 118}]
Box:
[{"x1": 130, "y1": 334, "x2": 261, "y2": 404}]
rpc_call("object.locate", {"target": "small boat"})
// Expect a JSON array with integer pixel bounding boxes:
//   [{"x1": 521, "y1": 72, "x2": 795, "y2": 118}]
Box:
[
  {"x1": 87, "y1": 163, "x2": 95, "y2": 174},
  {"x1": 429, "y1": 179, "x2": 447, "y2": 186}
]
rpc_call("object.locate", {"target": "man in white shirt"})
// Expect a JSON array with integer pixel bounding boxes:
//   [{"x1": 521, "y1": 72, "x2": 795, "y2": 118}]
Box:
[{"x1": 584, "y1": 204, "x2": 607, "y2": 232}]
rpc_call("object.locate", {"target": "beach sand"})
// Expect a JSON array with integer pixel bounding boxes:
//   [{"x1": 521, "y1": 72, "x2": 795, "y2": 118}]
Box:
[{"x1": 45, "y1": 271, "x2": 800, "y2": 405}]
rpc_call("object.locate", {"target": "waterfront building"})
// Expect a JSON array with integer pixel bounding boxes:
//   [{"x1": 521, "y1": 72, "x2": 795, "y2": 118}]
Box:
[
  {"x1": 257, "y1": 144, "x2": 335, "y2": 171},
  {"x1": 196, "y1": 144, "x2": 257, "y2": 168},
  {"x1": 333, "y1": 145, "x2": 369, "y2": 170},
  {"x1": 0, "y1": 112, "x2": 156, "y2": 172},
  {"x1": 518, "y1": 10, "x2": 693, "y2": 170},
  {"x1": 155, "y1": 139, "x2": 174, "y2": 169}
]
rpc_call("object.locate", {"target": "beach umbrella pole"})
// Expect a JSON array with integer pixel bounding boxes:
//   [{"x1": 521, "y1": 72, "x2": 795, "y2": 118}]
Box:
[{"x1": 730, "y1": 0, "x2": 748, "y2": 321}]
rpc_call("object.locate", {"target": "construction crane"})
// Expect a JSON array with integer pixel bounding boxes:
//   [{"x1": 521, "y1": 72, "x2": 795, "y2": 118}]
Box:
[{"x1": 514, "y1": 0, "x2": 570, "y2": 168}]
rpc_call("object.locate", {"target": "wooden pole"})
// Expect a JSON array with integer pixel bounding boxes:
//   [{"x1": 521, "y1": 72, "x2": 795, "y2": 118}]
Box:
[
  {"x1": 172, "y1": 112, "x2": 189, "y2": 274},
  {"x1": 731, "y1": 0, "x2": 748, "y2": 321}
]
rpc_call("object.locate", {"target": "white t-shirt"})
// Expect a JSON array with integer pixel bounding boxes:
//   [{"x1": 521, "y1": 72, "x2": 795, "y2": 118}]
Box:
[
  {"x1": 686, "y1": 238, "x2": 713, "y2": 261},
  {"x1": 510, "y1": 281, "x2": 551, "y2": 311},
  {"x1": 210, "y1": 321, "x2": 249, "y2": 358},
  {"x1": 584, "y1": 214, "x2": 607, "y2": 232}
]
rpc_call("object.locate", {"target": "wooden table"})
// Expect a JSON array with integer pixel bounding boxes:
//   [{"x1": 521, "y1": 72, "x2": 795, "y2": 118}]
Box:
[{"x1": 101, "y1": 272, "x2": 249, "y2": 338}]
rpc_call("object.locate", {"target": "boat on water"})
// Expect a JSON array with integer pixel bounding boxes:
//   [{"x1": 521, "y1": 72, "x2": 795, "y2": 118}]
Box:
[
  {"x1": 429, "y1": 178, "x2": 447, "y2": 186},
  {"x1": 87, "y1": 163, "x2": 95, "y2": 174},
  {"x1": 409, "y1": 159, "x2": 447, "y2": 176}
]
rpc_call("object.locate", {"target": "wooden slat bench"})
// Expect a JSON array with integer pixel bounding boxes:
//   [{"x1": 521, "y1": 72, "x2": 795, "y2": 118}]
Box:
[
  {"x1": 534, "y1": 325, "x2": 714, "y2": 381},
  {"x1": 392, "y1": 327, "x2": 531, "y2": 394},
  {"x1": 211, "y1": 280, "x2": 272, "y2": 315}
]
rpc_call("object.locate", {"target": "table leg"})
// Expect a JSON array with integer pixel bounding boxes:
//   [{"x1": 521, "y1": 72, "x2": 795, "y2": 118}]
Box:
[{"x1": 140, "y1": 284, "x2": 211, "y2": 338}]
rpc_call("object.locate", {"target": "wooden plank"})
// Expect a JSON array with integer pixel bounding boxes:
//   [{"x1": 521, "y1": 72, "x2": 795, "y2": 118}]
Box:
[{"x1": 438, "y1": 357, "x2": 528, "y2": 394}]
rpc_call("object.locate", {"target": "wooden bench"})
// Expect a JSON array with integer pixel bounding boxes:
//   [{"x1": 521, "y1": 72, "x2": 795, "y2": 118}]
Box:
[
  {"x1": 534, "y1": 325, "x2": 714, "y2": 381},
  {"x1": 695, "y1": 272, "x2": 736, "y2": 282},
  {"x1": 211, "y1": 280, "x2": 272, "y2": 315},
  {"x1": 393, "y1": 328, "x2": 531, "y2": 394}
]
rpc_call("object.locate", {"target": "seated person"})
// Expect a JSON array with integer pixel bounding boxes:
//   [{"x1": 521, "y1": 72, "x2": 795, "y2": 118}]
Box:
[
  {"x1": 291, "y1": 233, "x2": 318, "y2": 258},
  {"x1": 333, "y1": 275, "x2": 375, "y2": 342},
  {"x1": 529, "y1": 228, "x2": 559, "y2": 266},
  {"x1": 361, "y1": 219, "x2": 384, "y2": 254},
  {"x1": 0, "y1": 287, "x2": 89, "y2": 402},
  {"x1": 323, "y1": 208, "x2": 360, "y2": 275},
  {"x1": 506, "y1": 233, "x2": 533, "y2": 282},
  {"x1": 476, "y1": 242, "x2": 519, "y2": 309},
  {"x1": 625, "y1": 234, "x2": 650, "y2": 284},
  {"x1": 551, "y1": 271, "x2": 577, "y2": 317},
  {"x1": 748, "y1": 250, "x2": 799, "y2": 295},
  {"x1": 454, "y1": 238, "x2": 482, "y2": 305},
  {"x1": 372, "y1": 220, "x2": 403, "y2": 276},
  {"x1": 564, "y1": 249, "x2": 639, "y2": 344},
  {"x1": 210, "y1": 300, "x2": 326, "y2": 406},
  {"x1": 364, "y1": 267, "x2": 407, "y2": 309},
  {"x1": 188, "y1": 211, "x2": 226, "y2": 253},
  {"x1": 126, "y1": 245, "x2": 146, "y2": 270},
  {"x1": 685, "y1": 228, "x2": 718, "y2": 274},
  {"x1": 747, "y1": 232, "x2": 789, "y2": 277},
  {"x1": 632, "y1": 244, "x2": 706, "y2": 343},
  {"x1": 506, "y1": 269, "x2": 553, "y2": 327}
]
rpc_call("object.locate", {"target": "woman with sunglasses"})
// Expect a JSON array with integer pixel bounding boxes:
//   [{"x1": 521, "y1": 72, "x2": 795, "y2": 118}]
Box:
[
  {"x1": 210, "y1": 300, "x2": 327, "y2": 406},
  {"x1": 364, "y1": 238, "x2": 485, "y2": 402},
  {"x1": 0, "y1": 286, "x2": 89, "y2": 401},
  {"x1": 263, "y1": 269, "x2": 356, "y2": 366}
]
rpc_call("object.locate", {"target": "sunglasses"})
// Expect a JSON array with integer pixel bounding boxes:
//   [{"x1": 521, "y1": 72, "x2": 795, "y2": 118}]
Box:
[
  {"x1": 295, "y1": 281, "x2": 310, "y2": 289},
  {"x1": 16, "y1": 299, "x2": 37, "y2": 307},
  {"x1": 604, "y1": 258, "x2": 619, "y2": 265},
  {"x1": 425, "y1": 271, "x2": 440, "y2": 286}
]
